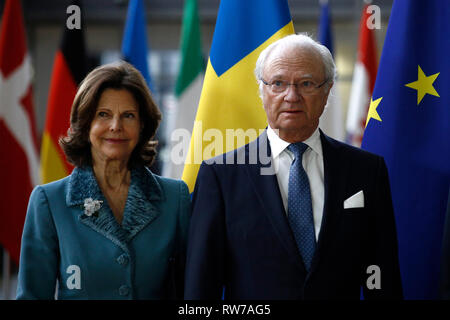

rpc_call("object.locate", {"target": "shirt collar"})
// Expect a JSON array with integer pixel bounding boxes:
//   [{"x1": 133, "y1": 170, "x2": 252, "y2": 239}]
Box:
[{"x1": 267, "y1": 125, "x2": 322, "y2": 159}]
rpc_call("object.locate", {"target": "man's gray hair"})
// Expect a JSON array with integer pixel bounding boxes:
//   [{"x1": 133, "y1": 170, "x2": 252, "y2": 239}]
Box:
[{"x1": 254, "y1": 33, "x2": 337, "y2": 93}]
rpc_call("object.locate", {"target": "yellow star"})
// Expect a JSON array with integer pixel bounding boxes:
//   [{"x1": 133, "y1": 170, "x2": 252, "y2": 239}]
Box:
[
  {"x1": 365, "y1": 97, "x2": 383, "y2": 128},
  {"x1": 405, "y1": 65, "x2": 440, "y2": 105}
]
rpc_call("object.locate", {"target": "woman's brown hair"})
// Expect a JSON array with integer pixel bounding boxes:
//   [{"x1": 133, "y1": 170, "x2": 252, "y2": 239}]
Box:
[{"x1": 59, "y1": 61, "x2": 162, "y2": 168}]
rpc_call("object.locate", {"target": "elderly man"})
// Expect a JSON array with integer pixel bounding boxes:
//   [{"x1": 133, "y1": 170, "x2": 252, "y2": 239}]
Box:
[{"x1": 184, "y1": 34, "x2": 403, "y2": 300}]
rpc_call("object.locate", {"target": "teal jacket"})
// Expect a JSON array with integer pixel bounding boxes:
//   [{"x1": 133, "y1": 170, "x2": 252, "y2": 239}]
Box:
[{"x1": 16, "y1": 166, "x2": 191, "y2": 300}]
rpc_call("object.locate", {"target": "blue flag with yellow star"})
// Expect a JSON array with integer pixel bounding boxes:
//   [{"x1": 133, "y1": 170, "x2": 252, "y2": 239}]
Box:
[{"x1": 362, "y1": 0, "x2": 450, "y2": 299}]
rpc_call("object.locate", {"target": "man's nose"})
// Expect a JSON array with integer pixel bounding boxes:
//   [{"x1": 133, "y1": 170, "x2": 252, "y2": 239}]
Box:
[{"x1": 284, "y1": 84, "x2": 302, "y2": 102}]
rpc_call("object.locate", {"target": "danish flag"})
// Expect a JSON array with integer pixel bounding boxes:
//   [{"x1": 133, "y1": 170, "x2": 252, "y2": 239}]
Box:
[{"x1": 0, "y1": 0, "x2": 40, "y2": 264}]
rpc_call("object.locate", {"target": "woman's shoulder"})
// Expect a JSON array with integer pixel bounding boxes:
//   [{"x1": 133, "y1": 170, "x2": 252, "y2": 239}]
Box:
[
  {"x1": 154, "y1": 174, "x2": 189, "y2": 196},
  {"x1": 33, "y1": 175, "x2": 71, "y2": 196},
  {"x1": 140, "y1": 167, "x2": 189, "y2": 197},
  {"x1": 155, "y1": 174, "x2": 188, "y2": 189}
]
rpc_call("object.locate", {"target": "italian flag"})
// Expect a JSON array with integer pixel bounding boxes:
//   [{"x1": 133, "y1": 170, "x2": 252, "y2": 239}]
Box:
[{"x1": 166, "y1": 0, "x2": 204, "y2": 179}]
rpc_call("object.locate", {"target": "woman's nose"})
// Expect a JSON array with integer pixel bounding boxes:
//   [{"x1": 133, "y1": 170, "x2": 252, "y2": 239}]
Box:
[{"x1": 110, "y1": 116, "x2": 122, "y2": 132}]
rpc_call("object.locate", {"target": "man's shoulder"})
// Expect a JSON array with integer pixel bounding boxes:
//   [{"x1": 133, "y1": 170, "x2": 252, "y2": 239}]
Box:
[
  {"x1": 200, "y1": 134, "x2": 265, "y2": 169},
  {"x1": 321, "y1": 132, "x2": 383, "y2": 161},
  {"x1": 320, "y1": 132, "x2": 386, "y2": 174}
]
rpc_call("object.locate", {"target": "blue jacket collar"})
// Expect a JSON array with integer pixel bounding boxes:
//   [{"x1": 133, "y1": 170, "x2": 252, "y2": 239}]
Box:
[
  {"x1": 66, "y1": 166, "x2": 163, "y2": 249},
  {"x1": 66, "y1": 166, "x2": 162, "y2": 206}
]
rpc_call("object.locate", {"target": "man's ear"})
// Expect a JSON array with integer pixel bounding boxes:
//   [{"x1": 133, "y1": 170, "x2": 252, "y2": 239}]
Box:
[
  {"x1": 326, "y1": 81, "x2": 334, "y2": 95},
  {"x1": 324, "y1": 81, "x2": 333, "y2": 102}
]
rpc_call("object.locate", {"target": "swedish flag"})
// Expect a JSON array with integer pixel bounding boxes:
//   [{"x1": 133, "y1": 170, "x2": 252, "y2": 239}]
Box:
[
  {"x1": 182, "y1": 0, "x2": 294, "y2": 192},
  {"x1": 362, "y1": 0, "x2": 450, "y2": 299}
]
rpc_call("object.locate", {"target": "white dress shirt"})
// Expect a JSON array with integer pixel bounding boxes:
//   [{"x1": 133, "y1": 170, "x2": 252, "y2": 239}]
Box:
[{"x1": 266, "y1": 126, "x2": 325, "y2": 241}]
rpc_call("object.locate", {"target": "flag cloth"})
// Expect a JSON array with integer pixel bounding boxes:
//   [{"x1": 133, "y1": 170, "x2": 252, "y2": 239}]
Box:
[
  {"x1": 181, "y1": 0, "x2": 294, "y2": 192},
  {"x1": 121, "y1": 0, "x2": 153, "y2": 91},
  {"x1": 317, "y1": 0, "x2": 344, "y2": 141},
  {"x1": 165, "y1": 0, "x2": 205, "y2": 179},
  {"x1": 361, "y1": 0, "x2": 450, "y2": 299},
  {"x1": 0, "y1": 0, "x2": 40, "y2": 264},
  {"x1": 122, "y1": 0, "x2": 162, "y2": 174},
  {"x1": 41, "y1": 0, "x2": 87, "y2": 183},
  {"x1": 346, "y1": 3, "x2": 378, "y2": 147}
]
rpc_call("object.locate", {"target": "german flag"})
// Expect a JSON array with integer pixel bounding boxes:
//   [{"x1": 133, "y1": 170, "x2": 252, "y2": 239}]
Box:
[{"x1": 40, "y1": 0, "x2": 87, "y2": 183}]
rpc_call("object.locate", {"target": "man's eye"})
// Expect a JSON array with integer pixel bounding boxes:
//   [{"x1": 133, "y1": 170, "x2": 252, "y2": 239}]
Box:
[
  {"x1": 301, "y1": 81, "x2": 316, "y2": 88},
  {"x1": 273, "y1": 80, "x2": 285, "y2": 87}
]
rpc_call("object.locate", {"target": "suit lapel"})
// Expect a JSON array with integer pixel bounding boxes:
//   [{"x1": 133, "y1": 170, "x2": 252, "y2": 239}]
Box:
[
  {"x1": 309, "y1": 131, "x2": 345, "y2": 273},
  {"x1": 67, "y1": 167, "x2": 129, "y2": 251},
  {"x1": 244, "y1": 131, "x2": 305, "y2": 271},
  {"x1": 120, "y1": 167, "x2": 163, "y2": 240}
]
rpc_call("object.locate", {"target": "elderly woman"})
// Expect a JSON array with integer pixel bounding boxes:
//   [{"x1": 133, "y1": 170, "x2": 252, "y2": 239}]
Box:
[{"x1": 16, "y1": 62, "x2": 190, "y2": 299}]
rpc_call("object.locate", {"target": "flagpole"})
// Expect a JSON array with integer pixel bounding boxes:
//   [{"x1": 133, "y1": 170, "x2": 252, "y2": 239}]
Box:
[{"x1": 2, "y1": 251, "x2": 11, "y2": 299}]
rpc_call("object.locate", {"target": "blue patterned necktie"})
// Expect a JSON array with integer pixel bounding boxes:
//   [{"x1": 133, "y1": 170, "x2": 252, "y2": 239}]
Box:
[{"x1": 287, "y1": 142, "x2": 316, "y2": 272}]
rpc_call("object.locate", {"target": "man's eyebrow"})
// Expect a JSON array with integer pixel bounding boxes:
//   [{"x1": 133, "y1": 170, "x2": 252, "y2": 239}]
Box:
[
  {"x1": 268, "y1": 73, "x2": 315, "y2": 81},
  {"x1": 269, "y1": 74, "x2": 285, "y2": 80}
]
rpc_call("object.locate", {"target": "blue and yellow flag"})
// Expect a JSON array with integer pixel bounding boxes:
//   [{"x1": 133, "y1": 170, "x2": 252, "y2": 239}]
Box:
[
  {"x1": 362, "y1": 0, "x2": 450, "y2": 299},
  {"x1": 182, "y1": 0, "x2": 294, "y2": 192}
]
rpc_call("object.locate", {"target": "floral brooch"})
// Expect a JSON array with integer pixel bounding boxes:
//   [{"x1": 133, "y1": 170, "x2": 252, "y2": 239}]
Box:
[{"x1": 83, "y1": 198, "x2": 103, "y2": 217}]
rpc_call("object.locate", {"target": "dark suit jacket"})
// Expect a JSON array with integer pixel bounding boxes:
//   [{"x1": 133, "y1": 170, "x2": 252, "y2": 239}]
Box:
[{"x1": 184, "y1": 130, "x2": 403, "y2": 300}]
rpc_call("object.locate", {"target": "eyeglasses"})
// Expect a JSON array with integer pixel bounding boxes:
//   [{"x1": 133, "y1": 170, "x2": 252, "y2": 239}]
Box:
[{"x1": 260, "y1": 78, "x2": 329, "y2": 95}]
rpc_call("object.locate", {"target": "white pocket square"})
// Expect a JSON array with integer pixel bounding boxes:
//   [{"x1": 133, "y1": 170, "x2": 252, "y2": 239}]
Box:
[{"x1": 343, "y1": 190, "x2": 364, "y2": 209}]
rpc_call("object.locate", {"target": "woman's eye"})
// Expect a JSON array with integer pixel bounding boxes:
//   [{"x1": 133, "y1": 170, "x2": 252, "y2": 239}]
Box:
[
  {"x1": 98, "y1": 111, "x2": 108, "y2": 117},
  {"x1": 124, "y1": 113, "x2": 135, "y2": 118}
]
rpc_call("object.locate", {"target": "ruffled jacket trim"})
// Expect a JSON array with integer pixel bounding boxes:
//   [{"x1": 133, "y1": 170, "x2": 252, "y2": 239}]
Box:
[{"x1": 65, "y1": 166, "x2": 164, "y2": 251}]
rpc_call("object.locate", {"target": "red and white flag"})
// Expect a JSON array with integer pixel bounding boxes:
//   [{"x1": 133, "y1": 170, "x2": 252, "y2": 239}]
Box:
[
  {"x1": 0, "y1": 0, "x2": 40, "y2": 264},
  {"x1": 345, "y1": 4, "x2": 378, "y2": 147}
]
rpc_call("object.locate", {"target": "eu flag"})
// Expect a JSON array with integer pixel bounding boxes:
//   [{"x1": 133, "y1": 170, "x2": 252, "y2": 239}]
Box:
[{"x1": 362, "y1": 0, "x2": 450, "y2": 299}]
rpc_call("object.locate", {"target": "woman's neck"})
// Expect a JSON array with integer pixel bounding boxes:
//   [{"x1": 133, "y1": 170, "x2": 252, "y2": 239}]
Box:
[{"x1": 93, "y1": 159, "x2": 130, "y2": 191}]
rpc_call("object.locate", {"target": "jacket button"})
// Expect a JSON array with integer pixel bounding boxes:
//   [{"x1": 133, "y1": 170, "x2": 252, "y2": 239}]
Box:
[
  {"x1": 119, "y1": 285, "x2": 130, "y2": 296},
  {"x1": 116, "y1": 254, "x2": 129, "y2": 266}
]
